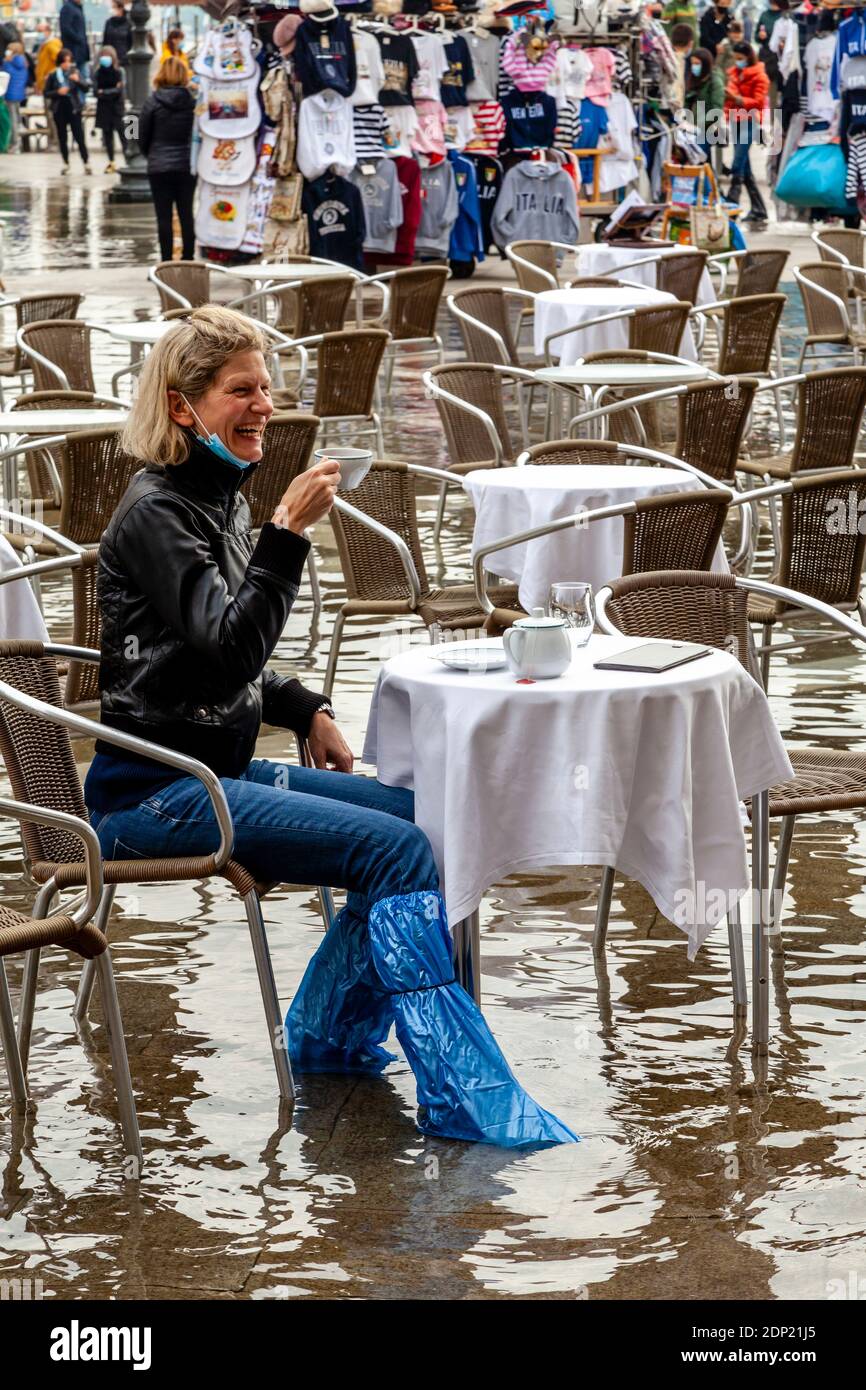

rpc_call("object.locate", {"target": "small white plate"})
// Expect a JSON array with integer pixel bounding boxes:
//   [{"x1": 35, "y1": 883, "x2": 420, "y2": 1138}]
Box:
[{"x1": 429, "y1": 640, "x2": 507, "y2": 672}]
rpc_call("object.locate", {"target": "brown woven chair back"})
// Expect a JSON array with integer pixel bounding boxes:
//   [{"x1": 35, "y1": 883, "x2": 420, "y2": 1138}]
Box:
[
  {"x1": 716, "y1": 293, "x2": 786, "y2": 374},
  {"x1": 153, "y1": 260, "x2": 211, "y2": 312},
  {"x1": 603, "y1": 570, "x2": 755, "y2": 673},
  {"x1": 58, "y1": 427, "x2": 140, "y2": 545},
  {"x1": 0, "y1": 640, "x2": 89, "y2": 867},
  {"x1": 733, "y1": 249, "x2": 788, "y2": 297},
  {"x1": 815, "y1": 230, "x2": 864, "y2": 269},
  {"x1": 329, "y1": 461, "x2": 429, "y2": 601},
  {"x1": 566, "y1": 277, "x2": 623, "y2": 289},
  {"x1": 11, "y1": 390, "x2": 109, "y2": 509},
  {"x1": 388, "y1": 265, "x2": 448, "y2": 341},
  {"x1": 797, "y1": 262, "x2": 850, "y2": 338},
  {"x1": 628, "y1": 301, "x2": 691, "y2": 357},
  {"x1": 675, "y1": 377, "x2": 758, "y2": 482},
  {"x1": 450, "y1": 287, "x2": 518, "y2": 365},
  {"x1": 11, "y1": 294, "x2": 83, "y2": 373},
  {"x1": 787, "y1": 367, "x2": 866, "y2": 475},
  {"x1": 65, "y1": 549, "x2": 101, "y2": 707},
  {"x1": 19, "y1": 320, "x2": 95, "y2": 393},
  {"x1": 522, "y1": 438, "x2": 620, "y2": 466},
  {"x1": 273, "y1": 276, "x2": 356, "y2": 337},
  {"x1": 622, "y1": 488, "x2": 730, "y2": 576},
  {"x1": 312, "y1": 329, "x2": 388, "y2": 419},
  {"x1": 244, "y1": 413, "x2": 320, "y2": 528},
  {"x1": 509, "y1": 240, "x2": 559, "y2": 294},
  {"x1": 428, "y1": 363, "x2": 514, "y2": 467},
  {"x1": 161, "y1": 307, "x2": 194, "y2": 321},
  {"x1": 656, "y1": 251, "x2": 707, "y2": 306},
  {"x1": 778, "y1": 469, "x2": 866, "y2": 610}
]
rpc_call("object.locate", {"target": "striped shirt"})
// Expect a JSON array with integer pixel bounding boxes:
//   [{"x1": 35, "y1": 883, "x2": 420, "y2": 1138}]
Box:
[
  {"x1": 352, "y1": 103, "x2": 387, "y2": 160},
  {"x1": 501, "y1": 34, "x2": 560, "y2": 93},
  {"x1": 466, "y1": 100, "x2": 506, "y2": 155},
  {"x1": 555, "y1": 100, "x2": 582, "y2": 152}
]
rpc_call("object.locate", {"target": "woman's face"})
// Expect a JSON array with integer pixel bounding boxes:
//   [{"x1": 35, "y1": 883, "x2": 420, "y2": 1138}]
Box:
[{"x1": 171, "y1": 349, "x2": 274, "y2": 463}]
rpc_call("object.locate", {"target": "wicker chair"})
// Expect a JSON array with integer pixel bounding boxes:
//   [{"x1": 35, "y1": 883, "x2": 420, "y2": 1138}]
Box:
[
  {"x1": 4, "y1": 426, "x2": 138, "y2": 556},
  {"x1": 5, "y1": 390, "x2": 119, "y2": 522},
  {"x1": 0, "y1": 294, "x2": 83, "y2": 405},
  {"x1": 505, "y1": 240, "x2": 561, "y2": 293},
  {"x1": 543, "y1": 300, "x2": 693, "y2": 366},
  {"x1": 746, "y1": 468, "x2": 866, "y2": 685},
  {"x1": 689, "y1": 293, "x2": 787, "y2": 440},
  {"x1": 229, "y1": 275, "x2": 357, "y2": 341},
  {"x1": 0, "y1": 638, "x2": 299, "y2": 1131},
  {"x1": 708, "y1": 248, "x2": 788, "y2": 298},
  {"x1": 324, "y1": 460, "x2": 521, "y2": 695},
  {"x1": 362, "y1": 266, "x2": 449, "y2": 391},
  {"x1": 244, "y1": 412, "x2": 323, "y2": 607},
  {"x1": 794, "y1": 262, "x2": 866, "y2": 371},
  {"x1": 0, "y1": 782, "x2": 141, "y2": 1160},
  {"x1": 594, "y1": 568, "x2": 866, "y2": 1027},
  {"x1": 737, "y1": 367, "x2": 866, "y2": 482},
  {"x1": 655, "y1": 250, "x2": 708, "y2": 306},
  {"x1": 299, "y1": 328, "x2": 388, "y2": 453},
  {"x1": 447, "y1": 286, "x2": 540, "y2": 367},
  {"x1": 148, "y1": 260, "x2": 214, "y2": 312},
  {"x1": 16, "y1": 320, "x2": 96, "y2": 393}
]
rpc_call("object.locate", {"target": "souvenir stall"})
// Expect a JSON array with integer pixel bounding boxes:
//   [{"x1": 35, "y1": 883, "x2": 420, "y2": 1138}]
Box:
[{"x1": 187, "y1": 1, "x2": 665, "y2": 273}]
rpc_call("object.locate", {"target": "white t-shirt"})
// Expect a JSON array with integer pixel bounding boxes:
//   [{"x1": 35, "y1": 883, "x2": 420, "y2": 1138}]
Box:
[
  {"x1": 195, "y1": 180, "x2": 251, "y2": 249},
  {"x1": 598, "y1": 91, "x2": 638, "y2": 194},
  {"x1": 352, "y1": 28, "x2": 386, "y2": 107},
  {"x1": 411, "y1": 32, "x2": 448, "y2": 101},
  {"x1": 805, "y1": 33, "x2": 837, "y2": 119},
  {"x1": 443, "y1": 105, "x2": 475, "y2": 151},
  {"x1": 296, "y1": 90, "x2": 356, "y2": 181},
  {"x1": 547, "y1": 46, "x2": 593, "y2": 108}
]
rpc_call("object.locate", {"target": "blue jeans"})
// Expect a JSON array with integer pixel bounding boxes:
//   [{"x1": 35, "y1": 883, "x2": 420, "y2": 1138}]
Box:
[
  {"x1": 89, "y1": 759, "x2": 439, "y2": 911},
  {"x1": 730, "y1": 132, "x2": 753, "y2": 182}
]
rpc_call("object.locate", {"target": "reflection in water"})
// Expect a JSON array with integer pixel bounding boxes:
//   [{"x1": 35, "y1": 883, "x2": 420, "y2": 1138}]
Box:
[{"x1": 0, "y1": 235, "x2": 865, "y2": 1299}]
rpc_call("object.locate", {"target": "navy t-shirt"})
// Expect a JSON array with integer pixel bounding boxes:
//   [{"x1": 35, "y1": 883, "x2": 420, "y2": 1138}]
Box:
[
  {"x1": 440, "y1": 34, "x2": 475, "y2": 108},
  {"x1": 501, "y1": 89, "x2": 558, "y2": 152},
  {"x1": 303, "y1": 174, "x2": 367, "y2": 270}
]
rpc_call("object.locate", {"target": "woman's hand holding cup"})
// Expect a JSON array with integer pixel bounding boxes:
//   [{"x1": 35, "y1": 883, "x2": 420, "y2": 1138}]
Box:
[{"x1": 272, "y1": 456, "x2": 340, "y2": 534}]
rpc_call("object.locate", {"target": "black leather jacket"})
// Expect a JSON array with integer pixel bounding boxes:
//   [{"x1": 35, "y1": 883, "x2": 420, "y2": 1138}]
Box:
[{"x1": 96, "y1": 438, "x2": 328, "y2": 777}]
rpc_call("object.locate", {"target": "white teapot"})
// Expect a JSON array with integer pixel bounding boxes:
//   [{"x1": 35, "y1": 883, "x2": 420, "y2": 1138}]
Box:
[{"x1": 503, "y1": 608, "x2": 572, "y2": 679}]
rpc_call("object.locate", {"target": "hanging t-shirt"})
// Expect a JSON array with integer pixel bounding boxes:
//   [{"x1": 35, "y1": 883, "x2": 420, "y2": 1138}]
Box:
[
  {"x1": 350, "y1": 157, "x2": 404, "y2": 253},
  {"x1": 383, "y1": 104, "x2": 419, "y2": 158},
  {"x1": 584, "y1": 47, "x2": 616, "y2": 106},
  {"x1": 351, "y1": 27, "x2": 385, "y2": 106},
  {"x1": 352, "y1": 103, "x2": 387, "y2": 159},
  {"x1": 195, "y1": 180, "x2": 251, "y2": 250},
  {"x1": 302, "y1": 171, "x2": 366, "y2": 269},
  {"x1": 448, "y1": 150, "x2": 484, "y2": 264},
  {"x1": 411, "y1": 31, "x2": 449, "y2": 101},
  {"x1": 501, "y1": 33, "x2": 560, "y2": 92},
  {"x1": 377, "y1": 31, "x2": 419, "y2": 106},
  {"x1": 466, "y1": 29, "x2": 501, "y2": 102},
  {"x1": 294, "y1": 16, "x2": 357, "y2": 99},
  {"x1": 466, "y1": 99, "x2": 506, "y2": 155},
  {"x1": 577, "y1": 96, "x2": 609, "y2": 183},
  {"x1": 464, "y1": 151, "x2": 503, "y2": 253},
  {"x1": 366, "y1": 154, "x2": 422, "y2": 266},
  {"x1": 416, "y1": 158, "x2": 460, "y2": 257},
  {"x1": 443, "y1": 106, "x2": 475, "y2": 151},
  {"x1": 598, "y1": 90, "x2": 638, "y2": 192},
  {"x1": 547, "y1": 45, "x2": 593, "y2": 106},
  {"x1": 296, "y1": 90, "x2": 356, "y2": 181},
  {"x1": 805, "y1": 33, "x2": 837, "y2": 120},
  {"x1": 554, "y1": 99, "x2": 581, "y2": 151},
  {"x1": 413, "y1": 99, "x2": 447, "y2": 159},
  {"x1": 440, "y1": 35, "x2": 475, "y2": 108},
  {"x1": 501, "y1": 88, "x2": 558, "y2": 152}
]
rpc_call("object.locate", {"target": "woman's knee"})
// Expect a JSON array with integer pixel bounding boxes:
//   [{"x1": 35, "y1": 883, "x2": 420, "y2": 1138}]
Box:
[{"x1": 371, "y1": 819, "x2": 439, "y2": 899}]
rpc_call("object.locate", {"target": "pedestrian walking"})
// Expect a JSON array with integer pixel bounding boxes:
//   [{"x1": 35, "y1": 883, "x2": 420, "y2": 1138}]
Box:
[
  {"x1": 43, "y1": 46, "x2": 91, "y2": 175},
  {"x1": 59, "y1": 0, "x2": 91, "y2": 81},
  {"x1": 2, "y1": 40, "x2": 29, "y2": 153},
  {"x1": 724, "y1": 40, "x2": 770, "y2": 224},
  {"x1": 138, "y1": 56, "x2": 195, "y2": 260},
  {"x1": 94, "y1": 45, "x2": 126, "y2": 172},
  {"x1": 102, "y1": 2, "x2": 133, "y2": 68}
]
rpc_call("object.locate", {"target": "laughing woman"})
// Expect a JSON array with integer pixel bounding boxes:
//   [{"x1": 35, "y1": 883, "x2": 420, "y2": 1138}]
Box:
[{"x1": 86, "y1": 306, "x2": 575, "y2": 1148}]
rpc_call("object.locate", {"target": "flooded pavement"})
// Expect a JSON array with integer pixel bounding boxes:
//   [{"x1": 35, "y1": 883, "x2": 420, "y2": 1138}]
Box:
[{"x1": 1, "y1": 169, "x2": 866, "y2": 1301}]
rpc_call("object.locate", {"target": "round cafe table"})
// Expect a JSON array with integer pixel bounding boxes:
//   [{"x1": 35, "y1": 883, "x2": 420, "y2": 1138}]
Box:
[
  {"x1": 463, "y1": 463, "x2": 727, "y2": 614},
  {"x1": 228, "y1": 261, "x2": 363, "y2": 285},
  {"x1": 533, "y1": 360, "x2": 712, "y2": 438},
  {"x1": 89, "y1": 320, "x2": 178, "y2": 347},
  {"x1": 363, "y1": 634, "x2": 792, "y2": 993},
  {"x1": 0, "y1": 408, "x2": 128, "y2": 500},
  {"x1": 575, "y1": 242, "x2": 715, "y2": 305},
  {"x1": 533, "y1": 285, "x2": 698, "y2": 367}
]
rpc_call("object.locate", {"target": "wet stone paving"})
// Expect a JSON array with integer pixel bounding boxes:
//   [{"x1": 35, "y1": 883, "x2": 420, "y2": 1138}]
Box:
[{"x1": 1, "y1": 166, "x2": 865, "y2": 1301}]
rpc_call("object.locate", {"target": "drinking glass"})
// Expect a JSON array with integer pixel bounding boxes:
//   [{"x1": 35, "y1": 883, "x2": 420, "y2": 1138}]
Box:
[{"x1": 548, "y1": 582, "x2": 594, "y2": 650}]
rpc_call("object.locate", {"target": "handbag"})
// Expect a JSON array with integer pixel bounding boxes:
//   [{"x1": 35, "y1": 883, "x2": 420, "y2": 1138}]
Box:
[
  {"x1": 690, "y1": 204, "x2": 731, "y2": 252},
  {"x1": 775, "y1": 143, "x2": 851, "y2": 214}
]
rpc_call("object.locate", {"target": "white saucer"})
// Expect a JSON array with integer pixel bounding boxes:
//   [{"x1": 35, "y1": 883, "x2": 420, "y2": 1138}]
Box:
[{"x1": 429, "y1": 640, "x2": 507, "y2": 672}]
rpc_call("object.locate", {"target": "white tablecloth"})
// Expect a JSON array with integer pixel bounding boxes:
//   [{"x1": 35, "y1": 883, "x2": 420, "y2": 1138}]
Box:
[
  {"x1": 363, "y1": 635, "x2": 793, "y2": 957},
  {"x1": 533, "y1": 286, "x2": 698, "y2": 366},
  {"x1": 464, "y1": 464, "x2": 727, "y2": 613},
  {"x1": 0, "y1": 535, "x2": 49, "y2": 640},
  {"x1": 576, "y1": 244, "x2": 715, "y2": 306}
]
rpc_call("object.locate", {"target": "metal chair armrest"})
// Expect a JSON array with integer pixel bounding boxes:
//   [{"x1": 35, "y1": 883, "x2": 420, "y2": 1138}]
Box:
[
  {"x1": 0, "y1": 797, "x2": 103, "y2": 926},
  {"x1": 330, "y1": 497, "x2": 422, "y2": 603},
  {"x1": 14, "y1": 330, "x2": 69, "y2": 389},
  {"x1": 146, "y1": 268, "x2": 191, "y2": 309},
  {"x1": 422, "y1": 372, "x2": 503, "y2": 467}
]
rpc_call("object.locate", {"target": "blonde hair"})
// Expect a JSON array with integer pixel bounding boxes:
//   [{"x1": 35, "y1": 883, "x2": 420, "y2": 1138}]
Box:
[
  {"x1": 122, "y1": 305, "x2": 269, "y2": 468},
  {"x1": 154, "y1": 56, "x2": 188, "y2": 88}
]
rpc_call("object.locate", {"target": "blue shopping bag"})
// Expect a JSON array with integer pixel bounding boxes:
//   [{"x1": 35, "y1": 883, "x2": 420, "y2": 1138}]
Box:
[{"x1": 775, "y1": 145, "x2": 853, "y2": 215}]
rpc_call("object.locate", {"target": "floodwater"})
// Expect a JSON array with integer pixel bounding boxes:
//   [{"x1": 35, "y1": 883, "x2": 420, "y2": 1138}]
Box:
[{"x1": 1, "y1": 175, "x2": 866, "y2": 1300}]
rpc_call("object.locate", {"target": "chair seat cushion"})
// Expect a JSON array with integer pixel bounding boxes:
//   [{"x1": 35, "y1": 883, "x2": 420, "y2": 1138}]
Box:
[
  {"x1": 746, "y1": 747, "x2": 866, "y2": 818},
  {"x1": 737, "y1": 452, "x2": 792, "y2": 480}
]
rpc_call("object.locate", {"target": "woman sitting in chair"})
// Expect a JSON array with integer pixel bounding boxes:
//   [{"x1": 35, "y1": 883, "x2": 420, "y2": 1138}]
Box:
[{"x1": 85, "y1": 305, "x2": 574, "y2": 1149}]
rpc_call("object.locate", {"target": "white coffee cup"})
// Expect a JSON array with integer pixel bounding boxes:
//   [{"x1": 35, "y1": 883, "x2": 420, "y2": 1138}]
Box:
[
  {"x1": 314, "y1": 447, "x2": 373, "y2": 493},
  {"x1": 503, "y1": 608, "x2": 572, "y2": 680}
]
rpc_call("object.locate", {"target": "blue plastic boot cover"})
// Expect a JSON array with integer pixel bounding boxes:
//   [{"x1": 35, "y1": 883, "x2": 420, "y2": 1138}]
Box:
[
  {"x1": 367, "y1": 891, "x2": 579, "y2": 1148},
  {"x1": 285, "y1": 905, "x2": 397, "y2": 1073}
]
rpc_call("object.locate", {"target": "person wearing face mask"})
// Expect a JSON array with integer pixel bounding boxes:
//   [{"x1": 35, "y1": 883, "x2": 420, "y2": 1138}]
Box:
[
  {"x1": 84, "y1": 304, "x2": 577, "y2": 1151},
  {"x1": 94, "y1": 45, "x2": 127, "y2": 172},
  {"x1": 43, "y1": 46, "x2": 91, "y2": 174},
  {"x1": 724, "y1": 40, "x2": 770, "y2": 224},
  {"x1": 699, "y1": 0, "x2": 733, "y2": 58},
  {"x1": 685, "y1": 46, "x2": 725, "y2": 156}
]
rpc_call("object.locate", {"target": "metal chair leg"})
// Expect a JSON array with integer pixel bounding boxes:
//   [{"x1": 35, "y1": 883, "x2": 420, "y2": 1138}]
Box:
[
  {"x1": 73, "y1": 885, "x2": 116, "y2": 1023},
  {"x1": 94, "y1": 950, "x2": 143, "y2": 1169},
  {"x1": 769, "y1": 815, "x2": 795, "y2": 936},
  {"x1": 305, "y1": 549, "x2": 322, "y2": 612},
  {"x1": 316, "y1": 886, "x2": 336, "y2": 931},
  {"x1": 760, "y1": 622, "x2": 772, "y2": 691},
  {"x1": 242, "y1": 889, "x2": 295, "y2": 1102},
  {"x1": 323, "y1": 607, "x2": 347, "y2": 700},
  {"x1": 0, "y1": 959, "x2": 28, "y2": 1110},
  {"x1": 16, "y1": 879, "x2": 55, "y2": 1069},
  {"x1": 451, "y1": 908, "x2": 481, "y2": 1005},
  {"x1": 751, "y1": 788, "x2": 770, "y2": 1057},
  {"x1": 433, "y1": 481, "x2": 448, "y2": 543},
  {"x1": 593, "y1": 866, "x2": 616, "y2": 956},
  {"x1": 727, "y1": 897, "x2": 747, "y2": 1015}
]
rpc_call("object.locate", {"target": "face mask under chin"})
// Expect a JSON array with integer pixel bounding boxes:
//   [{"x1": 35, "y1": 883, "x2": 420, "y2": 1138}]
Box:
[{"x1": 181, "y1": 394, "x2": 253, "y2": 471}]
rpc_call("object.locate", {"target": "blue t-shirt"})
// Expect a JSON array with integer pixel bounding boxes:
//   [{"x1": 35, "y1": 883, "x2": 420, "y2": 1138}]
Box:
[{"x1": 578, "y1": 98, "x2": 610, "y2": 185}]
